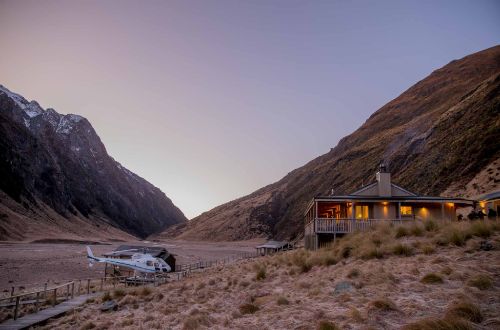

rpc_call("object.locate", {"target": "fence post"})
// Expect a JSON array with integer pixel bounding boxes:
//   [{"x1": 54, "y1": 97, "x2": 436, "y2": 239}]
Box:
[
  {"x1": 100, "y1": 278, "x2": 104, "y2": 291},
  {"x1": 52, "y1": 288, "x2": 57, "y2": 306},
  {"x1": 66, "y1": 284, "x2": 70, "y2": 300},
  {"x1": 43, "y1": 283, "x2": 48, "y2": 301},
  {"x1": 71, "y1": 282, "x2": 75, "y2": 299},
  {"x1": 35, "y1": 291, "x2": 40, "y2": 312},
  {"x1": 87, "y1": 279, "x2": 90, "y2": 294},
  {"x1": 10, "y1": 287, "x2": 14, "y2": 302},
  {"x1": 78, "y1": 280, "x2": 81, "y2": 295},
  {"x1": 14, "y1": 296, "x2": 20, "y2": 320}
]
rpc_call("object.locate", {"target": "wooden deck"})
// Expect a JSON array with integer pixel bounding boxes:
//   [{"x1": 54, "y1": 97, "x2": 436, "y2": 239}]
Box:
[
  {"x1": 0, "y1": 293, "x2": 98, "y2": 330},
  {"x1": 314, "y1": 218, "x2": 414, "y2": 234}
]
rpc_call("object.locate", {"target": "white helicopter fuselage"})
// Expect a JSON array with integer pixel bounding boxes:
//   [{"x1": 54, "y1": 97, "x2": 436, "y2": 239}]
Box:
[{"x1": 86, "y1": 246, "x2": 171, "y2": 274}]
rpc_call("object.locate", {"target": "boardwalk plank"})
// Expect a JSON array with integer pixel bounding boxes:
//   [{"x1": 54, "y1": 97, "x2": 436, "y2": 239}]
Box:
[{"x1": 0, "y1": 293, "x2": 99, "y2": 330}]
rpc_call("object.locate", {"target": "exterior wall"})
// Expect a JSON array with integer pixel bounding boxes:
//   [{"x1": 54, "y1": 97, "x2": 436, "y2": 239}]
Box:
[
  {"x1": 414, "y1": 204, "x2": 456, "y2": 221},
  {"x1": 372, "y1": 203, "x2": 397, "y2": 219}
]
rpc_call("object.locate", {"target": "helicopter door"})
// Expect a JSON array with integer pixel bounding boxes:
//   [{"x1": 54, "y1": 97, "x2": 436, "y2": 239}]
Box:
[{"x1": 154, "y1": 262, "x2": 160, "y2": 271}]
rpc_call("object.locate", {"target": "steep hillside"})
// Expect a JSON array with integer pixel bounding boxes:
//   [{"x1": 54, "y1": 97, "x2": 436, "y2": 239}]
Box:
[
  {"x1": 161, "y1": 45, "x2": 500, "y2": 241},
  {"x1": 0, "y1": 85, "x2": 187, "y2": 240}
]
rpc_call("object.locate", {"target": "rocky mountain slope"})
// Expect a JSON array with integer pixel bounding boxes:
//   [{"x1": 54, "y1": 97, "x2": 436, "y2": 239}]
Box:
[
  {"x1": 161, "y1": 45, "x2": 500, "y2": 241},
  {"x1": 0, "y1": 85, "x2": 187, "y2": 240}
]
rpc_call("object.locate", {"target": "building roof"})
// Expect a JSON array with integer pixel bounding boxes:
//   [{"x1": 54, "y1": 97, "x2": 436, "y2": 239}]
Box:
[
  {"x1": 476, "y1": 190, "x2": 500, "y2": 202},
  {"x1": 103, "y1": 245, "x2": 173, "y2": 258},
  {"x1": 256, "y1": 240, "x2": 290, "y2": 249}
]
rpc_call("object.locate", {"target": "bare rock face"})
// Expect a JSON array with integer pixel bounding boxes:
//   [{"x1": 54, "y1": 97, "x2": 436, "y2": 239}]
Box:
[
  {"x1": 0, "y1": 86, "x2": 186, "y2": 239},
  {"x1": 162, "y1": 45, "x2": 500, "y2": 242}
]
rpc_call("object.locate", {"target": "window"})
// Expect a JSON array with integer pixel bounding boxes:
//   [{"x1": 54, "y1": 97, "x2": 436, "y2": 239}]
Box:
[
  {"x1": 400, "y1": 206, "x2": 413, "y2": 216},
  {"x1": 355, "y1": 205, "x2": 369, "y2": 219},
  {"x1": 146, "y1": 260, "x2": 153, "y2": 266}
]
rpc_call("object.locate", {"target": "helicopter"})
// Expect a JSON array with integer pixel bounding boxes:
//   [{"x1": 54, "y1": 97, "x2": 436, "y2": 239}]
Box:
[{"x1": 86, "y1": 246, "x2": 171, "y2": 274}]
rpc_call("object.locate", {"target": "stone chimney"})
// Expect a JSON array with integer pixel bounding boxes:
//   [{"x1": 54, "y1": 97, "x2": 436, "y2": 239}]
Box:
[{"x1": 376, "y1": 163, "x2": 391, "y2": 197}]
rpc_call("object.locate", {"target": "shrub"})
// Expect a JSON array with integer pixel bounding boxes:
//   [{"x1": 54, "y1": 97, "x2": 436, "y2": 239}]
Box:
[
  {"x1": 425, "y1": 220, "x2": 438, "y2": 232},
  {"x1": 441, "y1": 266, "x2": 453, "y2": 275},
  {"x1": 317, "y1": 320, "x2": 339, "y2": 330},
  {"x1": 101, "y1": 291, "x2": 112, "y2": 302},
  {"x1": 421, "y1": 245, "x2": 435, "y2": 255},
  {"x1": 340, "y1": 246, "x2": 352, "y2": 258},
  {"x1": 445, "y1": 301, "x2": 483, "y2": 323},
  {"x1": 255, "y1": 267, "x2": 266, "y2": 281},
  {"x1": 140, "y1": 287, "x2": 152, "y2": 296},
  {"x1": 402, "y1": 317, "x2": 472, "y2": 330},
  {"x1": 182, "y1": 314, "x2": 211, "y2": 329},
  {"x1": 421, "y1": 273, "x2": 443, "y2": 284},
  {"x1": 80, "y1": 322, "x2": 96, "y2": 330},
  {"x1": 113, "y1": 289, "x2": 126, "y2": 299},
  {"x1": 347, "y1": 268, "x2": 360, "y2": 279},
  {"x1": 277, "y1": 296, "x2": 289, "y2": 305},
  {"x1": 370, "y1": 298, "x2": 397, "y2": 311},
  {"x1": 410, "y1": 225, "x2": 424, "y2": 237},
  {"x1": 362, "y1": 247, "x2": 384, "y2": 260},
  {"x1": 239, "y1": 303, "x2": 259, "y2": 314},
  {"x1": 392, "y1": 243, "x2": 414, "y2": 256},
  {"x1": 395, "y1": 226, "x2": 409, "y2": 238},
  {"x1": 467, "y1": 274, "x2": 493, "y2": 290},
  {"x1": 468, "y1": 222, "x2": 492, "y2": 238}
]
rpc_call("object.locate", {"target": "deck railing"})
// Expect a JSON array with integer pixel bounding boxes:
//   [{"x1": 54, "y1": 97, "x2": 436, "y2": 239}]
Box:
[{"x1": 315, "y1": 218, "x2": 414, "y2": 234}]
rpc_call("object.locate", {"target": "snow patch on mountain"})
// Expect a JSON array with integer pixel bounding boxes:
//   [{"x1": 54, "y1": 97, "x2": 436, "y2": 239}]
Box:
[
  {"x1": 56, "y1": 115, "x2": 82, "y2": 134},
  {"x1": 0, "y1": 85, "x2": 30, "y2": 109}
]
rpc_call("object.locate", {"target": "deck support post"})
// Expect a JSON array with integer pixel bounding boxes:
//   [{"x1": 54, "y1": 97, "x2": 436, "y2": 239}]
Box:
[
  {"x1": 441, "y1": 202, "x2": 445, "y2": 221},
  {"x1": 14, "y1": 296, "x2": 20, "y2": 320},
  {"x1": 10, "y1": 287, "x2": 14, "y2": 302},
  {"x1": 87, "y1": 279, "x2": 90, "y2": 294},
  {"x1": 35, "y1": 292, "x2": 40, "y2": 312},
  {"x1": 52, "y1": 288, "x2": 57, "y2": 307},
  {"x1": 71, "y1": 282, "x2": 75, "y2": 299}
]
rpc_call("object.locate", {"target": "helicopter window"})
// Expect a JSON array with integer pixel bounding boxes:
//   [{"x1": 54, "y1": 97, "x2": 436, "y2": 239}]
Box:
[
  {"x1": 154, "y1": 263, "x2": 159, "y2": 268},
  {"x1": 146, "y1": 261, "x2": 153, "y2": 266}
]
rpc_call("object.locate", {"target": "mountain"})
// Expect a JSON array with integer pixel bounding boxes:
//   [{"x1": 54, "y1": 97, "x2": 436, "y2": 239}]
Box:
[
  {"x1": 158, "y1": 45, "x2": 500, "y2": 242},
  {"x1": 0, "y1": 85, "x2": 187, "y2": 240}
]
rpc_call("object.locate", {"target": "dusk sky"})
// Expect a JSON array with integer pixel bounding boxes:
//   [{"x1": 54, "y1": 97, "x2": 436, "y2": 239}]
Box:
[{"x1": 1, "y1": 0, "x2": 499, "y2": 218}]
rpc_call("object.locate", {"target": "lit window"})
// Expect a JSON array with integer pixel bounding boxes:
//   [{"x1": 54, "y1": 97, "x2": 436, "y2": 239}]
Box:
[
  {"x1": 400, "y1": 206, "x2": 413, "y2": 216},
  {"x1": 355, "y1": 205, "x2": 369, "y2": 219}
]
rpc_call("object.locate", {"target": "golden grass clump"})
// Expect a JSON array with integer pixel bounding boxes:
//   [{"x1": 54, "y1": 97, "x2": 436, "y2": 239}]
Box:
[
  {"x1": 276, "y1": 296, "x2": 289, "y2": 305},
  {"x1": 369, "y1": 298, "x2": 398, "y2": 312},
  {"x1": 317, "y1": 320, "x2": 339, "y2": 330},
  {"x1": 395, "y1": 226, "x2": 409, "y2": 238},
  {"x1": 239, "y1": 303, "x2": 259, "y2": 314},
  {"x1": 392, "y1": 243, "x2": 414, "y2": 256},
  {"x1": 402, "y1": 317, "x2": 472, "y2": 330},
  {"x1": 112, "y1": 288, "x2": 126, "y2": 299},
  {"x1": 445, "y1": 301, "x2": 483, "y2": 323},
  {"x1": 421, "y1": 273, "x2": 444, "y2": 284},
  {"x1": 80, "y1": 321, "x2": 96, "y2": 330},
  {"x1": 140, "y1": 286, "x2": 152, "y2": 296},
  {"x1": 101, "y1": 291, "x2": 112, "y2": 302},
  {"x1": 467, "y1": 274, "x2": 493, "y2": 290}
]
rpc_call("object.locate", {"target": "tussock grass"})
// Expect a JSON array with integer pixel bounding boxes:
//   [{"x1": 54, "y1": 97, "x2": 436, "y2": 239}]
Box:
[
  {"x1": 112, "y1": 288, "x2": 125, "y2": 299},
  {"x1": 140, "y1": 286, "x2": 152, "y2": 297},
  {"x1": 276, "y1": 296, "x2": 289, "y2": 305},
  {"x1": 369, "y1": 298, "x2": 398, "y2": 312},
  {"x1": 421, "y1": 273, "x2": 444, "y2": 284},
  {"x1": 239, "y1": 303, "x2": 259, "y2": 314},
  {"x1": 467, "y1": 274, "x2": 493, "y2": 290},
  {"x1": 317, "y1": 320, "x2": 339, "y2": 330},
  {"x1": 347, "y1": 268, "x2": 360, "y2": 279},
  {"x1": 80, "y1": 321, "x2": 96, "y2": 330},
  {"x1": 445, "y1": 301, "x2": 483, "y2": 323},
  {"x1": 101, "y1": 291, "x2": 112, "y2": 302},
  {"x1": 402, "y1": 317, "x2": 472, "y2": 330},
  {"x1": 395, "y1": 226, "x2": 409, "y2": 238},
  {"x1": 254, "y1": 264, "x2": 266, "y2": 281},
  {"x1": 392, "y1": 243, "x2": 414, "y2": 256}
]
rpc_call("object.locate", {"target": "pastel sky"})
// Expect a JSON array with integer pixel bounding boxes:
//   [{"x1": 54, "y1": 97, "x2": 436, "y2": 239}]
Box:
[{"x1": 1, "y1": 1, "x2": 499, "y2": 218}]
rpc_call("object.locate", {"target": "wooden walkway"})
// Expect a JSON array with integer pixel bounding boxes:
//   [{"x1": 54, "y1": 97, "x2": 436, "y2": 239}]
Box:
[{"x1": 0, "y1": 293, "x2": 99, "y2": 330}]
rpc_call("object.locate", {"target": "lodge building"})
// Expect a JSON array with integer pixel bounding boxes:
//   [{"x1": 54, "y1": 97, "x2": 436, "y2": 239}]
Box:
[{"x1": 304, "y1": 165, "x2": 473, "y2": 250}]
